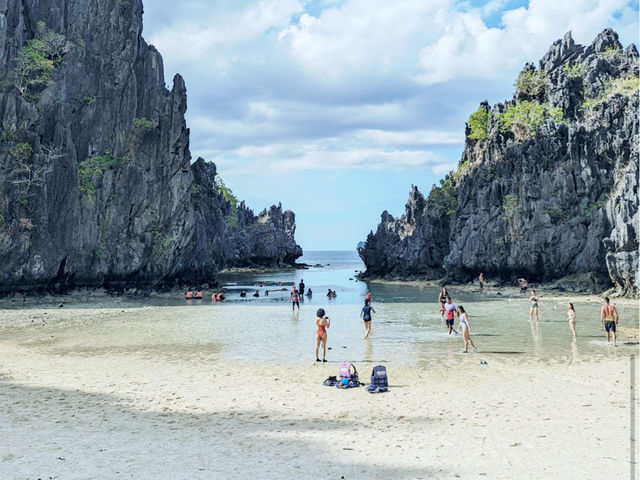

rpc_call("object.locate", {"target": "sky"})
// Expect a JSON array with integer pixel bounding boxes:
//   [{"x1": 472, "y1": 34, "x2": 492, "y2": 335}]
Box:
[{"x1": 141, "y1": 0, "x2": 639, "y2": 251}]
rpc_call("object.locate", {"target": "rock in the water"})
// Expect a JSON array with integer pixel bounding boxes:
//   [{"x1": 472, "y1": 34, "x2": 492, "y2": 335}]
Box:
[
  {"x1": 360, "y1": 30, "x2": 638, "y2": 296},
  {"x1": 0, "y1": 0, "x2": 302, "y2": 293}
]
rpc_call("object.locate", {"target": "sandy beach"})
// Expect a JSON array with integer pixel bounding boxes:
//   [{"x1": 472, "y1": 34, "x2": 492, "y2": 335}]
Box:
[{"x1": 0, "y1": 304, "x2": 637, "y2": 480}]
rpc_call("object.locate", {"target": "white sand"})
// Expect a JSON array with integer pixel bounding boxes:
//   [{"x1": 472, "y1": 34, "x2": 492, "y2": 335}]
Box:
[{"x1": 0, "y1": 307, "x2": 637, "y2": 479}]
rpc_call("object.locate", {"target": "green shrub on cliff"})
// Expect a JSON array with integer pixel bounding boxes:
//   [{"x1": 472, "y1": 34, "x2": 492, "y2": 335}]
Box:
[
  {"x1": 132, "y1": 117, "x2": 157, "y2": 132},
  {"x1": 215, "y1": 175, "x2": 239, "y2": 229},
  {"x1": 467, "y1": 108, "x2": 489, "y2": 141},
  {"x1": 515, "y1": 69, "x2": 547, "y2": 97},
  {"x1": 561, "y1": 62, "x2": 587, "y2": 79},
  {"x1": 150, "y1": 222, "x2": 173, "y2": 260},
  {"x1": 13, "y1": 22, "x2": 68, "y2": 101},
  {"x1": 600, "y1": 45, "x2": 623, "y2": 62},
  {"x1": 499, "y1": 101, "x2": 563, "y2": 140},
  {"x1": 428, "y1": 177, "x2": 457, "y2": 219},
  {"x1": 8, "y1": 142, "x2": 33, "y2": 162},
  {"x1": 581, "y1": 75, "x2": 639, "y2": 114},
  {"x1": 78, "y1": 150, "x2": 125, "y2": 198}
]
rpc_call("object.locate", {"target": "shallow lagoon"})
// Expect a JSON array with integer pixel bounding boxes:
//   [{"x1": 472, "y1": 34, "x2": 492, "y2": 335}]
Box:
[{"x1": 2, "y1": 251, "x2": 636, "y2": 367}]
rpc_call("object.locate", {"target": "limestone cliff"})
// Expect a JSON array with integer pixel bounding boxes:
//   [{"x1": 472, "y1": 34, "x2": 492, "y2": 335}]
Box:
[
  {"x1": 360, "y1": 30, "x2": 638, "y2": 295},
  {"x1": 0, "y1": 0, "x2": 301, "y2": 292}
]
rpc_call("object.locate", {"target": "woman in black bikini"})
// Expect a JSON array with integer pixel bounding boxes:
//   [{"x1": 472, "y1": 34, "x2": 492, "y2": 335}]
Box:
[
  {"x1": 437, "y1": 287, "x2": 448, "y2": 318},
  {"x1": 529, "y1": 289, "x2": 539, "y2": 321}
]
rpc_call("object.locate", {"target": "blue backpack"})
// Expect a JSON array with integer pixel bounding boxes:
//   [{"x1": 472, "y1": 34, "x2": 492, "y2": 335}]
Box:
[{"x1": 367, "y1": 365, "x2": 388, "y2": 392}]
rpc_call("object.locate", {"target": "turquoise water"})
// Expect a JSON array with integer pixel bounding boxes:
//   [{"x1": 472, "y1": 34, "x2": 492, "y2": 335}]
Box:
[{"x1": 1, "y1": 251, "x2": 637, "y2": 366}]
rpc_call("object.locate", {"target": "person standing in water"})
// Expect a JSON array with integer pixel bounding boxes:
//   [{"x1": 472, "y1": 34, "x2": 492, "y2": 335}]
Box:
[
  {"x1": 456, "y1": 305, "x2": 476, "y2": 353},
  {"x1": 567, "y1": 303, "x2": 577, "y2": 338},
  {"x1": 365, "y1": 290, "x2": 372, "y2": 303},
  {"x1": 478, "y1": 273, "x2": 485, "y2": 291},
  {"x1": 438, "y1": 287, "x2": 449, "y2": 318},
  {"x1": 299, "y1": 279, "x2": 305, "y2": 299},
  {"x1": 290, "y1": 287, "x2": 300, "y2": 311},
  {"x1": 361, "y1": 299, "x2": 375, "y2": 340},
  {"x1": 444, "y1": 295, "x2": 457, "y2": 335},
  {"x1": 315, "y1": 308, "x2": 330, "y2": 362},
  {"x1": 600, "y1": 297, "x2": 619, "y2": 346},
  {"x1": 529, "y1": 290, "x2": 539, "y2": 321}
]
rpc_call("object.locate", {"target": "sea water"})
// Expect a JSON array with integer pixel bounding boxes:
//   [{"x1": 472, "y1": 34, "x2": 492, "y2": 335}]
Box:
[{"x1": 1, "y1": 251, "x2": 637, "y2": 366}]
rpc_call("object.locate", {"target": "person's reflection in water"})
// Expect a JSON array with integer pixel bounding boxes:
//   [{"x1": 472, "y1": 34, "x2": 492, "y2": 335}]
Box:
[
  {"x1": 568, "y1": 337, "x2": 580, "y2": 365},
  {"x1": 530, "y1": 315, "x2": 542, "y2": 359},
  {"x1": 363, "y1": 335, "x2": 373, "y2": 363}
]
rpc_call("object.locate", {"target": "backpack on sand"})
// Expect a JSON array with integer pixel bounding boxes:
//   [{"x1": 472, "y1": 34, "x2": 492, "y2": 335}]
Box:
[
  {"x1": 337, "y1": 361, "x2": 361, "y2": 388},
  {"x1": 339, "y1": 361, "x2": 357, "y2": 380},
  {"x1": 367, "y1": 365, "x2": 388, "y2": 393}
]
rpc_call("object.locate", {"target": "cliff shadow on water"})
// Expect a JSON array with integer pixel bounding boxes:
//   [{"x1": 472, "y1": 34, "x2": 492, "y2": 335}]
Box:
[
  {"x1": 0, "y1": 0, "x2": 302, "y2": 294},
  {"x1": 359, "y1": 29, "x2": 639, "y2": 297}
]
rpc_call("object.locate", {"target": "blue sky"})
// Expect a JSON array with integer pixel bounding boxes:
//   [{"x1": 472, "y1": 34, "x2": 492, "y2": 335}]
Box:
[{"x1": 141, "y1": 0, "x2": 639, "y2": 251}]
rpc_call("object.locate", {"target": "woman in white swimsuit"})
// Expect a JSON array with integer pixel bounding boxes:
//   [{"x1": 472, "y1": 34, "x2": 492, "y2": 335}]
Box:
[
  {"x1": 567, "y1": 303, "x2": 577, "y2": 338},
  {"x1": 457, "y1": 305, "x2": 477, "y2": 353}
]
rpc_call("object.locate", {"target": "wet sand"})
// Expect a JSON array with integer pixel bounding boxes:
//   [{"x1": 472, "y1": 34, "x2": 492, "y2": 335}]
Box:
[{"x1": 0, "y1": 305, "x2": 637, "y2": 479}]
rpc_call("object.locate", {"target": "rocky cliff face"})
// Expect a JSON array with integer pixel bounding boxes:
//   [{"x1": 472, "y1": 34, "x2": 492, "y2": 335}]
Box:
[
  {"x1": 0, "y1": 0, "x2": 301, "y2": 292},
  {"x1": 360, "y1": 30, "x2": 638, "y2": 296}
]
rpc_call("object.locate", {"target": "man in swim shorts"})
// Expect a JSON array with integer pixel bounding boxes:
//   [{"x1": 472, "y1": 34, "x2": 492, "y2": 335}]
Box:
[
  {"x1": 444, "y1": 296, "x2": 457, "y2": 335},
  {"x1": 600, "y1": 297, "x2": 619, "y2": 346}
]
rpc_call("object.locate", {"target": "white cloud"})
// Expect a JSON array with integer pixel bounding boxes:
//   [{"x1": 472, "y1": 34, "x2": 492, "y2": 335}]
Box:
[
  {"x1": 416, "y1": 0, "x2": 638, "y2": 85},
  {"x1": 431, "y1": 162, "x2": 458, "y2": 175},
  {"x1": 353, "y1": 129, "x2": 462, "y2": 148},
  {"x1": 271, "y1": 147, "x2": 447, "y2": 170},
  {"x1": 143, "y1": 0, "x2": 639, "y2": 178},
  {"x1": 148, "y1": 0, "x2": 303, "y2": 66}
]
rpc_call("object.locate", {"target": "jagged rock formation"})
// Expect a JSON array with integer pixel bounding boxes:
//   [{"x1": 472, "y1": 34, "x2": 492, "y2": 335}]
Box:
[
  {"x1": 360, "y1": 29, "x2": 638, "y2": 295},
  {"x1": 0, "y1": 0, "x2": 301, "y2": 292}
]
